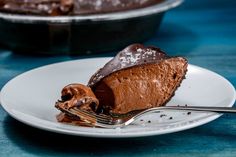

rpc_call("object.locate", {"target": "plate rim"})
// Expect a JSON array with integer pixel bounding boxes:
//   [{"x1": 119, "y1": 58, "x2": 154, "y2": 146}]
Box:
[{"x1": 0, "y1": 57, "x2": 235, "y2": 138}]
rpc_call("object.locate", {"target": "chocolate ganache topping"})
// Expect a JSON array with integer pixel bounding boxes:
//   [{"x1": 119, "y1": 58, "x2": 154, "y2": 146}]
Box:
[
  {"x1": 0, "y1": 0, "x2": 164, "y2": 16},
  {"x1": 88, "y1": 44, "x2": 168, "y2": 87}
]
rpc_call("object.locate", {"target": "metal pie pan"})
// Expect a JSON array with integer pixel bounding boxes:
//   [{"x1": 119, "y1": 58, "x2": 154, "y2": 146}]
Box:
[{"x1": 0, "y1": 0, "x2": 183, "y2": 55}]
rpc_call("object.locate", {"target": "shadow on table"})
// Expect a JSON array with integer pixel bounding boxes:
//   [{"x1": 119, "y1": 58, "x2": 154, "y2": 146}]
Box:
[
  {"x1": 0, "y1": 22, "x2": 199, "y2": 58},
  {"x1": 3, "y1": 114, "x2": 236, "y2": 156}
]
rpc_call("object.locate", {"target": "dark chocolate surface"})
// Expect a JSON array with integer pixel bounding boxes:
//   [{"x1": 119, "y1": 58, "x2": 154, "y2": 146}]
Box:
[
  {"x1": 88, "y1": 43, "x2": 168, "y2": 87},
  {"x1": 0, "y1": 0, "x2": 164, "y2": 16}
]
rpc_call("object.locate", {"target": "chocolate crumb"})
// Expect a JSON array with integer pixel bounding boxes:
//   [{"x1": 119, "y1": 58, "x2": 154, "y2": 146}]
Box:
[
  {"x1": 140, "y1": 119, "x2": 144, "y2": 121},
  {"x1": 160, "y1": 114, "x2": 167, "y2": 118},
  {"x1": 187, "y1": 112, "x2": 191, "y2": 115},
  {"x1": 148, "y1": 120, "x2": 151, "y2": 123},
  {"x1": 169, "y1": 117, "x2": 173, "y2": 120}
]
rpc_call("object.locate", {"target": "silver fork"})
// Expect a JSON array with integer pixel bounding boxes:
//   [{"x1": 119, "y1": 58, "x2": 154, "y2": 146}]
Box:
[{"x1": 62, "y1": 106, "x2": 236, "y2": 129}]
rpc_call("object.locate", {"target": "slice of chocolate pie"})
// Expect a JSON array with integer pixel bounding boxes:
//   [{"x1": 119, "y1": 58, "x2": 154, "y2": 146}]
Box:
[
  {"x1": 88, "y1": 44, "x2": 188, "y2": 115},
  {"x1": 55, "y1": 44, "x2": 188, "y2": 121}
]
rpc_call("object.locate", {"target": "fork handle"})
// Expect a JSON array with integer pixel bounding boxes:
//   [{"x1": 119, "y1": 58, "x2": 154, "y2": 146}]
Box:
[{"x1": 150, "y1": 106, "x2": 236, "y2": 113}]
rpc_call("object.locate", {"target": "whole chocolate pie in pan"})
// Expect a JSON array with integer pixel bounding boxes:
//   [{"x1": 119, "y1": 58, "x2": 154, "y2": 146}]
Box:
[
  {"x1": 0, "y1": 0, "x2": 164, "y2": 16},
  {"x1": 0, "y1": 0, "x2": 183, "y2": 55}
]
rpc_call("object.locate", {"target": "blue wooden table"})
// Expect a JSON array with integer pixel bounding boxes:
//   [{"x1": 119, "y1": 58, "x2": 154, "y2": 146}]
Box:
[{"x1": 1, "y1": 0, "x2": 236, "y2": 156}]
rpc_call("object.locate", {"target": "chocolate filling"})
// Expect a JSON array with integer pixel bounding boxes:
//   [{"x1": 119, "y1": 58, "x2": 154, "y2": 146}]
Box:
[
  {"x1": 88, "y1": 43, "x2": 168, "y2": 87},
  {"x1": 55, "y1": 83, "x2": 99, "y2": 112}
]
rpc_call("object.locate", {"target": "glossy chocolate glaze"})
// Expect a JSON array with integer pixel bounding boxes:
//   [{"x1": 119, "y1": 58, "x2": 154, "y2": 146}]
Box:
[
  {"x1": 88, "y1": 43, "x2": 168, "y2": 87},
  {"x1": 0, "y1": 0, "x2": 164, "y2": 16}
]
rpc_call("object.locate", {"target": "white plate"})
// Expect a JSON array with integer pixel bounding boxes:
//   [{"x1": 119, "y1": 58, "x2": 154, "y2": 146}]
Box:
[{"x1": 0, "y1": 58, "x2": 235, "y2": 138}]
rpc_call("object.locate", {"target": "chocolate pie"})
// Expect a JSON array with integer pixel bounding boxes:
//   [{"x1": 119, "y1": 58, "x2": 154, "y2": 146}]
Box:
[
  {"x1": 55, "y1": 44, "x2": 188, "y2": 122},
  {"x1": 0, "y1": 0, "x2": 164, "y2": 16}
]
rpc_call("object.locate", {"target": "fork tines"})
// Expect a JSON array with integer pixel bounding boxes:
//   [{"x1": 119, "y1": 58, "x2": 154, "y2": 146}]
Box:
[{"x1": 69, "y1": 107, "x2": 114, "y2": 125}]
